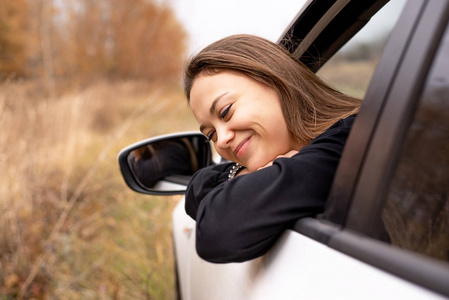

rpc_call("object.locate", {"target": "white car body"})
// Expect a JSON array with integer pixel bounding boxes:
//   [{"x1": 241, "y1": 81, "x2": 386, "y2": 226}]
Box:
[{"x1": 172, "y1": 199, "x2": 445, "y2": 300}]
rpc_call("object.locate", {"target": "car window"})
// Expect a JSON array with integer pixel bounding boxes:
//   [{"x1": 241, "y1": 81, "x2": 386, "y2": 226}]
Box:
[
  {"x1": 381, "y1": 22, "x2": 449, "y2": 263},
  {"x1": 317, "y1": 0, "x2": 407, "y2": 98}
]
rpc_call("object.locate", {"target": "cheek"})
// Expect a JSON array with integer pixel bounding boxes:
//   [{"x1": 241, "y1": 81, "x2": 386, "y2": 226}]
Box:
[
  {"x1": 263, "y1": 114, "x2": 293, "y2": 151},
  {"x1": 262, "y1": 108, "x2": 289, "y2": 136}
]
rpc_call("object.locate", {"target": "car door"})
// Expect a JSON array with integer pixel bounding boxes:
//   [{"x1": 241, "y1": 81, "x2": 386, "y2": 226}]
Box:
[
  {"x1": 328, "y1": 0, "x2": 449, "y2": 295},
  {"x1": 173, "y1": 0, "x2": 449, "y2": 299},
  {"x1": 295, "y1": 0, "x2": 449, "y2": 298}
]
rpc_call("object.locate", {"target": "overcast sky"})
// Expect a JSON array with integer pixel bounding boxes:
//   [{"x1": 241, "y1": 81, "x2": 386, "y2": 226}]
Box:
[
  {"x1": 169, "y1": 0, "x2": 308, "y2": 55},
  {"x1": 169, "y1": 0, "x2": 407, "y2": 56}
]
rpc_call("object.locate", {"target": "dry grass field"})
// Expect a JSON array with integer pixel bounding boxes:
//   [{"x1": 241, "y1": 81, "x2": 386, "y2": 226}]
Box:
[{"x1": 0, "y1": 79, "x2": 198, "y2": 299}]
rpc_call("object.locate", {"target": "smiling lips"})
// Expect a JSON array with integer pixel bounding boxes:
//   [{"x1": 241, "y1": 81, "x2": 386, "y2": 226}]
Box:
[{"x1": 234, "y1": 136, "x2": 251, "y2": 160}]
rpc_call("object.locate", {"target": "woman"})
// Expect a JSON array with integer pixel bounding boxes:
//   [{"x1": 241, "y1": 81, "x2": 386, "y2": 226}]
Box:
[{"x1": 184, "y1": 34, "x2": 360, "y2": 263}]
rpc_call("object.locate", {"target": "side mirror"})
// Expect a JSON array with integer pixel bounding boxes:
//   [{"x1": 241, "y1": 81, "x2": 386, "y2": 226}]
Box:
[{"x1": 118, "y1": 132, "x2": 212, "y2": 195}]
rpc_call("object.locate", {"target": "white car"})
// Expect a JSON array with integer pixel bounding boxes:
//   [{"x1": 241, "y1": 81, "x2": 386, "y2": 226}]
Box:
[{"x1": 119, "y1": 0, "x2": 449, "y2": 299}]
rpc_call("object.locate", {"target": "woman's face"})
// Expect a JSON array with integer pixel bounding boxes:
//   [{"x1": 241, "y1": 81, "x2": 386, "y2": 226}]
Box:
[{"x1": 189, "y1": 71, "x2": 301, "y2": 172}]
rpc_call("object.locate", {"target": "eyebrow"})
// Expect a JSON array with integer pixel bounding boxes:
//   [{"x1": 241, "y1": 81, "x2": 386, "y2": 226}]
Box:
[
  {"x1": 199, "y1": 92, "x2": 228, "y2": 132},
  {"x1": 210, "y1": 92, "x2": 228, "y2": 114}
]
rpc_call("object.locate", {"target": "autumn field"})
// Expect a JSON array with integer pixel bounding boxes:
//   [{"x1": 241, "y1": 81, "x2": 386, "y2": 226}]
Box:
[
  {"x1": 1, "y1": 0, "x2": 192, "y2": 296},
  {"x1": 0, "y1": 79, "x2": 198, "y2": 299}
]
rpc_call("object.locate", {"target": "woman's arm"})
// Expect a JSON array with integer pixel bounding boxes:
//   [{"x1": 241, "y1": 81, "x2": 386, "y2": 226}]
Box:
[{"x1": 185, "y1": 116, "x2": 355, "y2": 263}]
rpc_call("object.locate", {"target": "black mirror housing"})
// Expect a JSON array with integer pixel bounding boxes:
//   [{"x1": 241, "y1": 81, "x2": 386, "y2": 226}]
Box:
[{"x1": 118, "y1": 132, "x2": 212, "y2": 195}]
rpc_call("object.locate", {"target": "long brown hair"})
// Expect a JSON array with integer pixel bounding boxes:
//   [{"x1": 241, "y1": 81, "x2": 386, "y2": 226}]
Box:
[{"x1": 184, "y1": 34, "x2": 361, "y2": 146}]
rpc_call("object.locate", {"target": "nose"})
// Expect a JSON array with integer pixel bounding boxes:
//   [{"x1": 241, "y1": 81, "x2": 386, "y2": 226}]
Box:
[{"x1": 215, "y1": 125, "x2": 234, "y2": 150}]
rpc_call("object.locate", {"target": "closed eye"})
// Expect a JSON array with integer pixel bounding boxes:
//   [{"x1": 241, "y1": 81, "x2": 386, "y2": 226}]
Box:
[
  {"x1": 219, "y1": 104, "x2": 233, "y2": 119},
  {"x1": 206, "y1": 130, "x2": 216, "y2": 142},
  {"x1": 205, "y1": 103, "x2": 233, "y2": 142}
]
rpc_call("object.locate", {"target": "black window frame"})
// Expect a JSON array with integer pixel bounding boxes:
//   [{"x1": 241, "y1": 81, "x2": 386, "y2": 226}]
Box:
[{"x1": 279, "y1": 0, "x2": 389, "y2": 72}]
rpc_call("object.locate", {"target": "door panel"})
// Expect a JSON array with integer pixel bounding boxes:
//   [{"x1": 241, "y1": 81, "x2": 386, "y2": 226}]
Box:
[{"x1": 173, "y1": 200, "x2": 445, "y2": 300}]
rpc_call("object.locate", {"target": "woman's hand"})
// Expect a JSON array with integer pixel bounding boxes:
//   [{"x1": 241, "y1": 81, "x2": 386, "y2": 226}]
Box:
[
  {"x1": 257, "y1": 150, "x2": 299, "y2": 171},
  {"x1": 234, "y1": 150, "x2": 299, "y2": 177}
]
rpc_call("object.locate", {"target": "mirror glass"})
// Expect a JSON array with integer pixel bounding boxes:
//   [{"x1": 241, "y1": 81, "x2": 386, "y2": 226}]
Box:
[{"x1": 126, "y1": 134, "x2": 211, "y2": 192}]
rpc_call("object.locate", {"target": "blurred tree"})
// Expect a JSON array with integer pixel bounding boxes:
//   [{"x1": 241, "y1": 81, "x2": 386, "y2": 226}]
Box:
[
  {"x1": 107, "y1": 0, "x2": 186, "y2": 81},
  {"x1": 0, "y1": 0, "x2": 187, "y2": 84},
  {"x1": 64, "y1": 0, "x2": 187, "y2": 83},
  {"x1": 0, "y1": 0, "x2": 29, "y2": 79}
]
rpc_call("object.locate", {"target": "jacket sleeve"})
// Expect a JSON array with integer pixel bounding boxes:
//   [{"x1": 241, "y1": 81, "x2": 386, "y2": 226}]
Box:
[{"x1": 185, "y1": 116, "x2": 354, "y2": 263}]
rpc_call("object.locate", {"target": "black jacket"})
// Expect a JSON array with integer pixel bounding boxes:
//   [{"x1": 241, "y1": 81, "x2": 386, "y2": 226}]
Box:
[{"x1": 185, "y1": 115, "x2": 356, "y2": 263}]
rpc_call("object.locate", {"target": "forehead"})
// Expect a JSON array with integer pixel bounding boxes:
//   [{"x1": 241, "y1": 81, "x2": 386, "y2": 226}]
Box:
[{"x1": 190, "y1": 72, "x2": 240, "y2": 110}]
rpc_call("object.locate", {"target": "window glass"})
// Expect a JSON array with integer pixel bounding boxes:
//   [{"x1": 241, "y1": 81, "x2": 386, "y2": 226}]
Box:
[
  {"x1": 317, "y1": 0, "x2": 407, "y2": 98},
  {"x1": 381, "y1": 23, "x2": 449, "y2": 262}
]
